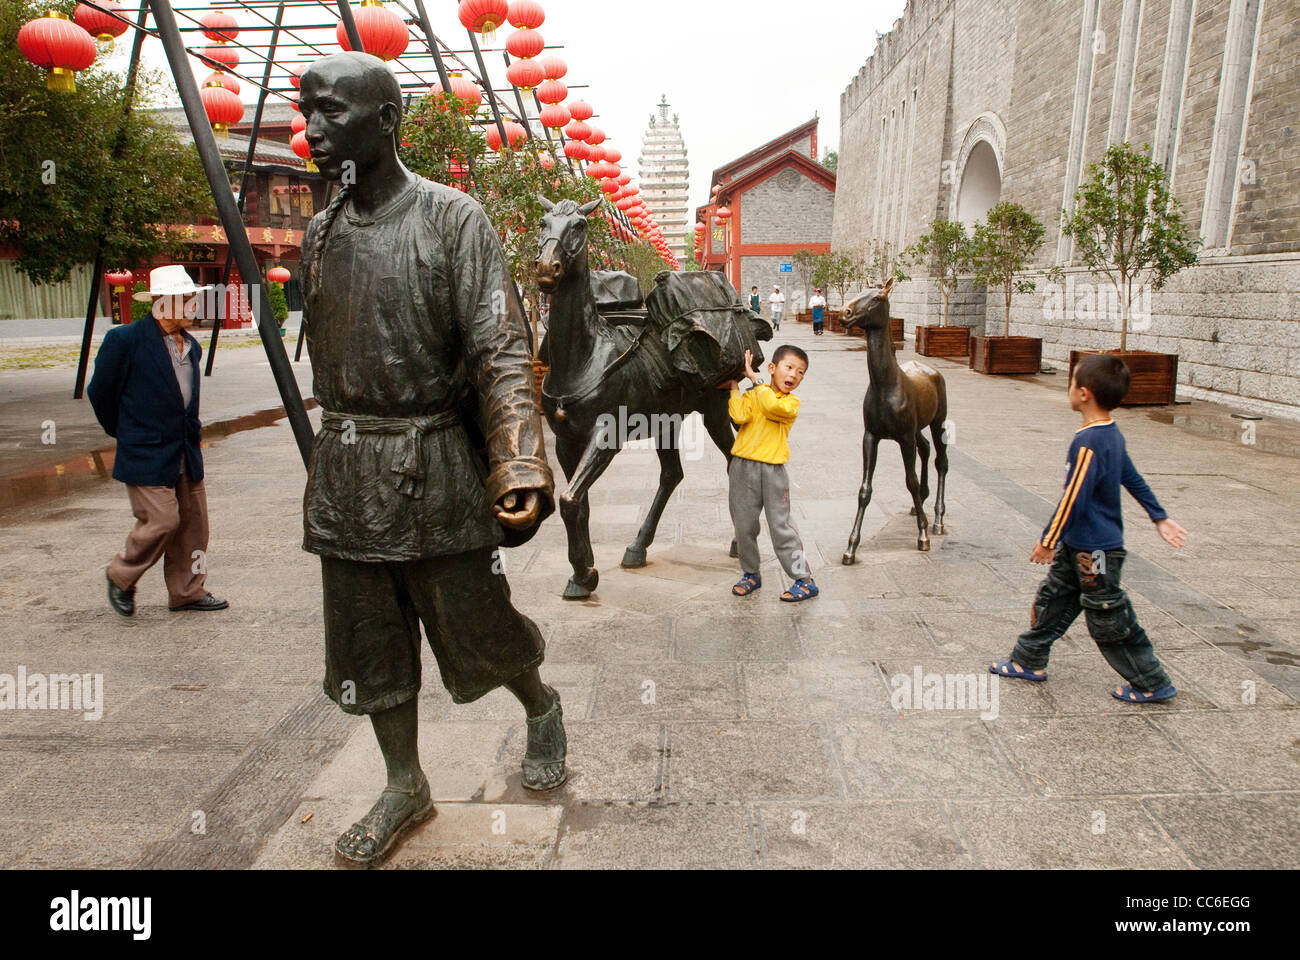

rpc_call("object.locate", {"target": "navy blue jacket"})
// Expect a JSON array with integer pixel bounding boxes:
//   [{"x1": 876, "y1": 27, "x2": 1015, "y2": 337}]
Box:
[
  {"x1": 1039, "y1": 420, "x2": 1165, "y2": 552},
  {"x1": 87, "y1": 317, "x2": 204, "y2": 486}
]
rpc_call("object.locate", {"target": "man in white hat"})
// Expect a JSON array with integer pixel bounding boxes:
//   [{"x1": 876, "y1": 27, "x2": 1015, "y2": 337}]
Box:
[{"x1": 88, "y1": 265, "x2": 228, "y2": 617}]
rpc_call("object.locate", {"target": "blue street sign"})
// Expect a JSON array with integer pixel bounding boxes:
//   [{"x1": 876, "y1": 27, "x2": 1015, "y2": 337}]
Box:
[{"x1": 779, "y1": 262, "x2": 793, "y2": 273}]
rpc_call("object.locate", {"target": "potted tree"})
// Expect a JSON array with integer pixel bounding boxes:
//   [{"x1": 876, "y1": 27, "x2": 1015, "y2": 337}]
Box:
[
  {"x1": 267, "y1": 280, "x2": 289, "y2": 337},
  {"x1": 1059, "y1": 142, "x2": 1200, "y2": 404},
  {"x1": 792, "y1": 249, "x2": 818, "y2": 323},
  {"x1": 968, "y1": 201, "x2": 1047, "y2": 374},
  {"x1": 906, "y1": 219, "x2": 974, "y2": 358}
]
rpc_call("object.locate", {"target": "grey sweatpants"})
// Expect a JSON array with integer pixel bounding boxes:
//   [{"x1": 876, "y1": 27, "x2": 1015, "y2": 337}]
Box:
[{"x1": 728, "y1": 457, "x2": 810, "y2": 580}]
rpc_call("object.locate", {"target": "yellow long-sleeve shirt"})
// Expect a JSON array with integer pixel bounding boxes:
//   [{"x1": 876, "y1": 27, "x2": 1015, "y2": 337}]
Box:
[{"x1": 729, "y1": 384, "x2": 800, "y2": 464}]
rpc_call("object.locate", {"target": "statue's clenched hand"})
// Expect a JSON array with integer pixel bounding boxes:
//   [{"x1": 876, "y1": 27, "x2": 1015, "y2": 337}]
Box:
[{"x1": 495, "y1": 490, "x2": 542, "y2": 529}]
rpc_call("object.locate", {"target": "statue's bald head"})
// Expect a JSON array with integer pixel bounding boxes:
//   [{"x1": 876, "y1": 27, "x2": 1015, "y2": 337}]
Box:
[{"x1": 299, "y1": 52, "x2": 404, "y2": 182}]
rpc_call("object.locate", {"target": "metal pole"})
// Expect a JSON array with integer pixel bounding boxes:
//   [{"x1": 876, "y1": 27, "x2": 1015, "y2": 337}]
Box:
[
  {"x1": 148, "y1": 0, "x2": 314, "y2": 467},
  {"x1": 335, "y1": 0, "x2": 364, "y2": 52},
  {"x1": 466, "y1": 28, "x2": 510, "y2": 148},
  {"x1": 207, "y1": 0, "x2": 285, "y2": 377},
  {"x1": 410, "y1": 0, "x2": 452, "y2": 94},
  {"x1": 500, "y1": 50, "x2": 532, "y2": 141},
  {"x1": 73, "y1": 0, "x2": 150, "y2": 400}
]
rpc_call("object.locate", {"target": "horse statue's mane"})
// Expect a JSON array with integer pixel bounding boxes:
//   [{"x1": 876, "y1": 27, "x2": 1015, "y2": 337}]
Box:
[{"x1": 548, "y1": 199, "x2": 584, "y2": 217}]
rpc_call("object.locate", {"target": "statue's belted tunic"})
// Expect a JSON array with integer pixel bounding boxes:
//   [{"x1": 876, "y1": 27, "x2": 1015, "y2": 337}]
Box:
[{"x1": 301, "y1": 178, "x2": 555, "y2": 711}]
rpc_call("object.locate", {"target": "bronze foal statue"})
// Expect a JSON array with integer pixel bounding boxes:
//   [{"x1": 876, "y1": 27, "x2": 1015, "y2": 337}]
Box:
[
  {"x1": 535, "y1": 197, "x2": 765, "y2": 599},
  {"x1": 842, "y1": 279, "x2": 950, "y2": 560}
]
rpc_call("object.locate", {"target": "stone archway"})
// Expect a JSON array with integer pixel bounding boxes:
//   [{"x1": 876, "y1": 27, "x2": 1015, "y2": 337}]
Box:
[{"x1": 950, "y1": 113, "x2": 1007, "y2": 228}]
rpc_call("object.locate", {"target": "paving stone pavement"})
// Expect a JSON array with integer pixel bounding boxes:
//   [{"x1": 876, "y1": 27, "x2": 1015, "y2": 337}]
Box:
[{"x1": 0, "y1": 322, "x2": 1296, "y2": 870}]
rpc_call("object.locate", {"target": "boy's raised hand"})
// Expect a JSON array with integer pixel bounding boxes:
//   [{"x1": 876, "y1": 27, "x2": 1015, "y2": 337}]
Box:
[
  {"x1": 1030, "y1": 542, "x2": 1054, "y2": 565},
  {"x1": 1156, "y1": 517, "x2": 1188, "y2": 548},
  {"x1": 743, "y1": 349, "x2": 759, "y2": 382}
]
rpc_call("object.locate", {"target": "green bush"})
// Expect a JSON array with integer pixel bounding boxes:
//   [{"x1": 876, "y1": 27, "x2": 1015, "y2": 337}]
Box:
[
  {"x1": 130, "y1": 281, "x2": 151, "y2": 323},
  {"x1": 267, "y1": 280, "x2": 289, "y2": 325}
]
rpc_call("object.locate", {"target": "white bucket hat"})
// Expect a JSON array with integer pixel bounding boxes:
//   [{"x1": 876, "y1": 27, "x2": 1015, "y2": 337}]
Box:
[{"x1": 132, "y1": 265, "x2": 210, "y2": 302}]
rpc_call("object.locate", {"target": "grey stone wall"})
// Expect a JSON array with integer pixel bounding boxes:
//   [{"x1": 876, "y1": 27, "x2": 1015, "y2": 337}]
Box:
[{"x1": 741, "y1": 172, "x2": 835, "y2": 246}]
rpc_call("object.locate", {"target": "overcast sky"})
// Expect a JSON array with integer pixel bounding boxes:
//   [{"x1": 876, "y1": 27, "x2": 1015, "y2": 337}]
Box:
[{"x1": 112, "y1": 0, "x2": 907, "y2": 214}]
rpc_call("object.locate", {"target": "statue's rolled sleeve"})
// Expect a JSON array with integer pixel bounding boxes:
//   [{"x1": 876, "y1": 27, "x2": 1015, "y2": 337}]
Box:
[{"x1": 448, "y1": 199, "x2": 555, "y2": 518}]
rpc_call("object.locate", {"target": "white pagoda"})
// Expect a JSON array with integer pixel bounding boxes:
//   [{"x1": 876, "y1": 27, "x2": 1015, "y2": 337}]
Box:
[{"x1": 638, "y1": 95, "x2": 690, "y2": 263}]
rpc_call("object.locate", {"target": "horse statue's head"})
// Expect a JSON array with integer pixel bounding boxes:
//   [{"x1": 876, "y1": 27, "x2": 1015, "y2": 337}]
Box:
[
  {"x1": 535, "y1": 196, "x2": 601, "y2": 293},
  {"x1": 843, "y1": 277, "x2": 896, "y2": 333}
]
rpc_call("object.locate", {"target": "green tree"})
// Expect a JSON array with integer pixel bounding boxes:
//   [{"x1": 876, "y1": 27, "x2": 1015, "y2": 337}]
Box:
[
  {"x1": 866, "y1": 239, "x2": 909, "y2": 286},
  {"x1": 971, "y1": 201, "x2": 1047, "y2": 337},
  {"x1": 1059, "y1": 141, "x2": 1200, "y2": 351},
  {"x1": 905, "y1": 219, "x2": 973, "y2": 326},
  {"x1": 813, "y1": 252, "x2": 855, "y2": 307},
  {"x1": 821, "y1": 149, "x2": 838, "y2": 173},
  {"x1": 267, "y1": 280, "x2": 289, "y2": 326},
  {"x1": 792, "y1": 248, "x2": 819, "y2": 303},
  {"x1": 0, "y1": 0, "x2": 214, "y2": 285}
]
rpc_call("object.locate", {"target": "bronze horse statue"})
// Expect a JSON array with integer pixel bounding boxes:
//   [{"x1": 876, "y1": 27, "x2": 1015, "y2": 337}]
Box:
[
  {"x1": 534, "y1": 197, "x2": 766, "y2": 599},
  {"x1": 841, "y1": 279, "x2": 950, "y2": 560}
]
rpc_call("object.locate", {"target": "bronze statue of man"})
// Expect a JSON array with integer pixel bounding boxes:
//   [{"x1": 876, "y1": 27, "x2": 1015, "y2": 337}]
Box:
[{"x1": 298, "y1": 52, "x2": 566, "y2": 866}]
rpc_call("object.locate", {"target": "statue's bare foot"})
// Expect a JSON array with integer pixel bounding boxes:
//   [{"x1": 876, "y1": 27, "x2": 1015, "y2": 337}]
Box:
[
  {"x1": 334, "y1": 774, "x2": 434, "y2": 867},
  {"x1": 522, "y1": 686, "x2": 567, "y2": 791}
]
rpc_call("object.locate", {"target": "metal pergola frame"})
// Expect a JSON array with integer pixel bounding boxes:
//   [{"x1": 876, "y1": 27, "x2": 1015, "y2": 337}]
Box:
[{"x1": 65, "y1": 0, "x2": 652, "y2": 470}]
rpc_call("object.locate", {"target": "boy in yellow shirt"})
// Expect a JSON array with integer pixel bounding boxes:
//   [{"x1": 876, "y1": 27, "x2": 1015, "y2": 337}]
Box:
[{"x1": 724, "y1": 346, "x2": 817, "y2": 602}]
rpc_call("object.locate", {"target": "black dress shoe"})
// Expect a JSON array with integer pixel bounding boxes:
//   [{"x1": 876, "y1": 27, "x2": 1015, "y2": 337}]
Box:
[
  {"x1": 107, "y1": 572, "x2": 135, "y2": 617},
  {"x1": 169, "y1": 593, "x2": 229, "y2": 612}
]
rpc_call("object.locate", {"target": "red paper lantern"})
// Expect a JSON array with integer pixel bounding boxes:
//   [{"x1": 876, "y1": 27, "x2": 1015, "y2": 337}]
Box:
[
  {"x1": 716, "y1": 206, "x2": 732, "y2": 220},
  {"x1": 429, "y1": 74, "x2": 482, "y2": 114},
  {"x1": 458, "y1": 0, "x2": 510, "y2": 40},
  {"x1": 105, "y1": 269, "x2": 134, "y2": 288},
  {"x1": 267, "y1": 266, "x2": 292, "y2": 284},
  {"x1": 486, "y1": 120, "x2": 526, "y2": 151},
  {"x1": 567, "y1": 99, "x2": 592, "y2": 121},
  {"x1": 200, "y1": 11, "x2": 239, "y2": 43},
  {"x1": 601, "y1": 180, "x2": 620, "y2": 195},
  {"x1": 563, "y1": 119, "x2": 591, "y2": 142},
  {"x1": 538, "y1": 103, "x2": 569, "y2": 129},
  {"x1": 584, "y1": 125, "x2": 606, "y2": 146},
  {"x1": 291, "y1": 113, "x2": 306, "y2": 134},
  {"x1": 539, "y1": 153, "x2": 555, "y2": 170},
  {"x1": 603, "y1": 146, "x2": 622, "y2": 164},
  {"x1": 562, "y1": 140, "x2": 587, "y2": 160},
  {"x1": 288, "y1": 62, "x2": 308, "y2": 89},
  {"x1": 585, "y1": 144, "x2": 605, "y2": 164},
  {"x1": 538, "y1": 54, "x2": 566, "y2": 80},
  {"x1": 18, "y1": 12, "x2": 96, "y2": 93},
  {"x1": 535, "y1": 79, "x2": 567, "y2": 104},
  {"x1": 505, "y1": 29, "x2": 544, "y2": 60},
  {"x1": 74, "y1": 1, "x2": 127, "y2": 45},
  {"x1": 505, "y1": 58, "x2": 543, "y2": 91},
  {"x1": 337, "y1": 2, "x2": 409, "y2": 62},
  {"x1": 507, "y1": 0, "x2": 545, "y2": 29},
  {"x1": 694, "y1": 222, "x2": 706, "y2": 233},
  {"x1": 204, "y1": 71, "x2": 239, "y2": 95},
  {"x1": 201, "y1": 81, "x2": 243, "y2": 138},
  {"x1": 199, "y1": 44, "x2": 240, "y2": 72},
  {"x1": 286, "y1": 90, "x2": 300, "y2": 112}
]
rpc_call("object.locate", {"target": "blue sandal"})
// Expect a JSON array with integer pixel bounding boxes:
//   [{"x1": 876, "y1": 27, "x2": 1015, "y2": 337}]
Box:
[
  {"x1": 988, "y1": 660, "x2": 1047, "y2": 682},
  {"x1": 1112, "y1": 683, "x2": 1177, "y2": 703},
  {"x1": 732, "y1": 573, "x2": 761, "y2": 596},
  {"x1": 780, "y1": 578, "x2": 819, "y2": 602}
]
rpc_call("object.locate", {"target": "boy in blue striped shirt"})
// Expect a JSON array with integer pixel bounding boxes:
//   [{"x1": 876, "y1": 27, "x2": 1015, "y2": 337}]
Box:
[{"x1": 990, "y1": 354, "x2": 1188, "y2": 703}]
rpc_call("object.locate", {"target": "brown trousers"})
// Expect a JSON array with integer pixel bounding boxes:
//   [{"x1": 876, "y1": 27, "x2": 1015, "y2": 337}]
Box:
[{"x1": 107, "y1": 473, "x2": 210, "y2": 606}]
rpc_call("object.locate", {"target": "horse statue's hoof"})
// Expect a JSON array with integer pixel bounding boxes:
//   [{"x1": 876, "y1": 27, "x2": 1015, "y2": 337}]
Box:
[
  {"x1": 728, "y1": 540, "x2": 739, "y2": 559},
  {"x1": 621, "y1": 546, "x2": 647, "y2": 568},
  {"x1": 841, "y1": 553, "x2": 856, "y2": 566},
  {"x1": 932, "y1": 523, "x2": 946, "y2": 536},
  {"x1": 917, "y1": 539, "x2": 931, "y2": 552},
  {"x1": 562, "y1": 568, "x2": 599, "y2": 601}
]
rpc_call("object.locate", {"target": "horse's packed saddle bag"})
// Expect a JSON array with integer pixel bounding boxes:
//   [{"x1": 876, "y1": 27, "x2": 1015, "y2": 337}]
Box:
[{"x1": 645, "y1": 271, "x2": 769, "y2": 392}]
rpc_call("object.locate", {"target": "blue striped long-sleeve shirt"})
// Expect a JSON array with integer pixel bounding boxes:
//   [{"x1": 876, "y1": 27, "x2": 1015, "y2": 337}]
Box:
[{"x1": 1040, "y1": 420, "x2": 1167, "y2": 552}]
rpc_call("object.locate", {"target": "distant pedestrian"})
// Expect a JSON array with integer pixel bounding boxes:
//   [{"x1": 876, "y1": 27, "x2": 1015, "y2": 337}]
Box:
[
  {"x1": 989, "y1": 354, "x2": 1186, "y2": 702},
  {"x1": 809, "y1": 288, "x2": 827, "y2": 336},
  {"x1": 88, "y1": 265, "x2": 228, "y2": 618},
  {"x1": 722, "y1": 346, "x2": 818, "y2": 603},
  {"x1": 749, "y1": 285, "x2": 761, "y2": 317},
  {"x1": 768, "y1": 285, "x2": 785, "y2": 330}
]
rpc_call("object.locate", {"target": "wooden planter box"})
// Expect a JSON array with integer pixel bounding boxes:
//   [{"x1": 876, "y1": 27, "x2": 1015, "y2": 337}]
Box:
[
  {"x1": 532, "y1": 359, "x2": 548, "y2": 402},
  {"x1": 1068, "y1": 350, "x2": 1178, "y2": 405},
  {"x1": 916, "y1": 325, "x2": 970, "y2": 358},
  {"x1": 969, "y1": 336, "x2": 1043, "y2": 374},
  {"x1": 796, "y1": 310, "x2": 812, "y2": 323}
]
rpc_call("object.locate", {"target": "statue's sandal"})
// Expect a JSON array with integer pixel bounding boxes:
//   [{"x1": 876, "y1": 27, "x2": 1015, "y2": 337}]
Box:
[
  {"x1": 334, "y1": 775, "x2": 435, "y2": 867},
  {"x1": 522, "y1": 687, "x2": 567, "y2": 791}
]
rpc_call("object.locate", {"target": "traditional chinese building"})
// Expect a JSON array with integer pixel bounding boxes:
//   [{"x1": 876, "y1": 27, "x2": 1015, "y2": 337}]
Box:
[
  {"x1": 637, "y1": 96, "x2": 691, "y2": 263},
  {"x1": 695, "y1": 118, "x2": 837, "y2": 305}
]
